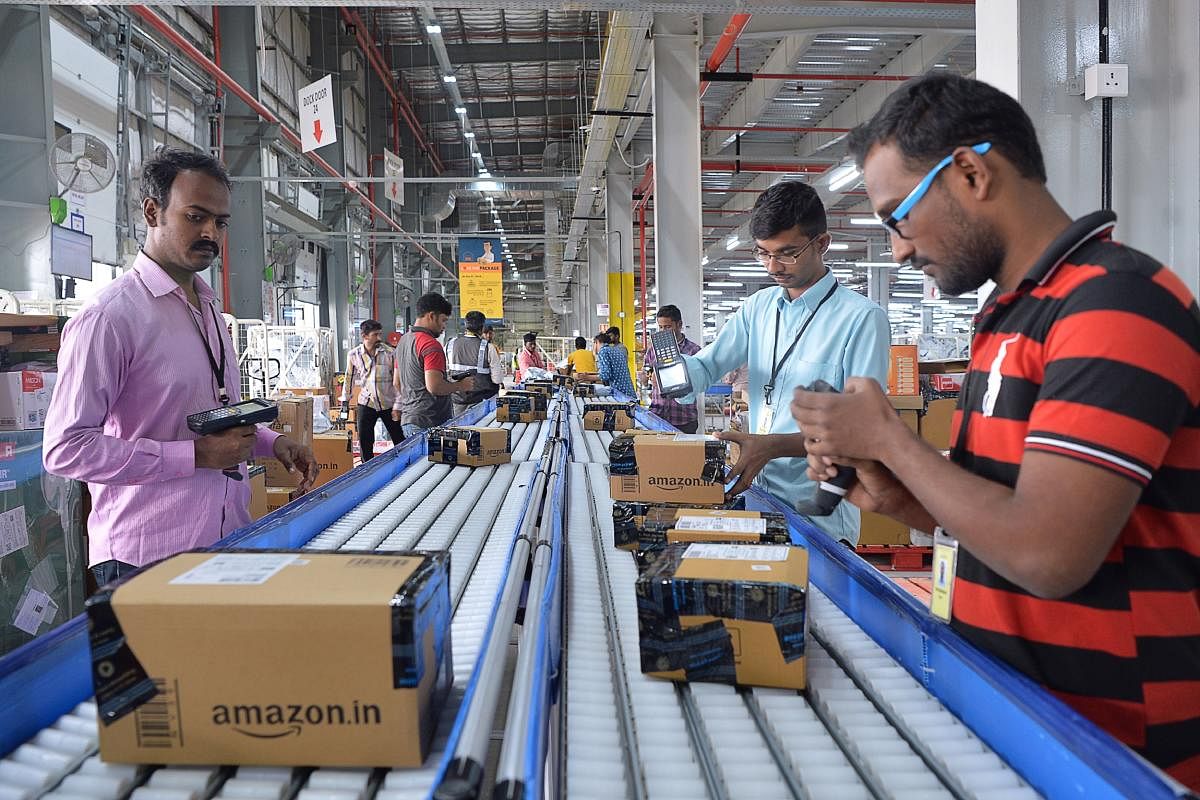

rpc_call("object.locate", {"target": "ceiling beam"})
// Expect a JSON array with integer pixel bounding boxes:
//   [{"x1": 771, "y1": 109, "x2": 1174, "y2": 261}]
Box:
[{"x1": 386, "y1": 39, "x2": 600, "y2": 71}]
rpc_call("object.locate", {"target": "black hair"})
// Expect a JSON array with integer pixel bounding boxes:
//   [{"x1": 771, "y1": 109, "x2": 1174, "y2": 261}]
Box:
[
  {"x1": 484, "y1": 325, "x2": 495, "y2": 334},
  {"x1": 574, "y1": 336, "x2": 587, "y2": 349},
  {"x1": 523, "y1": 332, "x2": 538, "y2": 344},
  {"x1": 847, "y1": 73, "x2": 1046, "y2": 182},
  {"x1": 605, "y1": 326, "x2": 621, "y2": 342},
  {"x1": 140, "y1": 147, "x2": 232, "y2": 209},
  {"x1": 464, "y1": 310, "x2": 486, "y2": 333},
  {"x1": 749, "y1": 181, "x2": 827, "y2": 241},
  {"x1": 359, "y1": 319, "x2": 383, "y2": 336},
  {"x1": 416, "y1": 292, "x2": 452, "y2": 317},
  {"x1": 594, "y1": 334, "x2": 607, "y2": 344},
  {"x1": 656, "y1": 304, "x2": 682, "y2": 323}
]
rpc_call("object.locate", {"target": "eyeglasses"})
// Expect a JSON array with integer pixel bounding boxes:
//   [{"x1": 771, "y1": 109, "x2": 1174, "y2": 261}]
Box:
[
  {"x1": 879, "y1": 142, "x2": 991, "y2": 239},
  {"x1": 751, "y1": 235, "x2": 823, "y2": 266}
]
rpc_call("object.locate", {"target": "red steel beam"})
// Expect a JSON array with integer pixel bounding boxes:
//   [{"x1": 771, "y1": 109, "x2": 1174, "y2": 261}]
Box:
[
  {"x1": 127, "y1": 5, "x2": 455, "y2": 279},
  {"x1": 700, "y1": 13, "x2": 752, "y2": 97}
]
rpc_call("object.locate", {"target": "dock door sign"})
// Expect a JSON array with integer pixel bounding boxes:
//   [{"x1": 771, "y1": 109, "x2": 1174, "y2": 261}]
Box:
[{"x1": 299, "y1": 75, "x2": 337, "y2": 153}]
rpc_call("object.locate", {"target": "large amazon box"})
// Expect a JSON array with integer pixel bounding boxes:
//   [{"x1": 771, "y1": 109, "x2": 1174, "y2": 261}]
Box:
[
  {"x1": 496, "y1": 391, "x2": 547, "y2": 423},
  {"x1": 427, "y1": 426, "x2": 511, "y2": 467},
  {"x1": 612, "y1": 503, "x2": 789, "y2": 551},
  {"x1": 583, "y1": 400, "x2": 636, "y2": 431},
  {"x1": 636, "y1": 543, "x2": 808, "y2": 689},
  {"x1": 89, "y1": 551, "x2": 452, "y2": 768},
  {"x1": 608, "y1": 432, "x2": 726, "y2": 504}
]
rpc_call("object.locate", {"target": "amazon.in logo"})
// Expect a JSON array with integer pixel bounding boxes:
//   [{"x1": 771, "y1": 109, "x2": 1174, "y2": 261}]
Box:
[
  {"x1": 212, "y1": 701, "x2": 382, "y2": 739},
  {"x1": 647, "y1": 476, "x2": 707, "y2": 489}
]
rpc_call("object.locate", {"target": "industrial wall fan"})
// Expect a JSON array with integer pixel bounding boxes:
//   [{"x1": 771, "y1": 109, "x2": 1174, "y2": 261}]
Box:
[
  {"x1": 266, "y1": 234, "x2": 301, "y2": 282},
  {"x1": 49, "y1": 133, "x2": 116, "y2": 224}
]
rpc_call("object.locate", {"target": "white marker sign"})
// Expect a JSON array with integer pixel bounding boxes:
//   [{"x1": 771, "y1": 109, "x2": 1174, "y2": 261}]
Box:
[
  {"x1": 298, "y1": 75, "x2": 337, "y2": 153},
  {"x1": 384, "y1": 148, "x2": 405, "y2": 207}
]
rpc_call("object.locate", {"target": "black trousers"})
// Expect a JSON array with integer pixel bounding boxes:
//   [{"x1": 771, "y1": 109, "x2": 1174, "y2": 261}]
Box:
[
  {"x1": 358, "y1": 404, "x2": 405, "y2": 461},
  {"x1": 676, "y1": 420, "x2": 699, "y2": 434}
]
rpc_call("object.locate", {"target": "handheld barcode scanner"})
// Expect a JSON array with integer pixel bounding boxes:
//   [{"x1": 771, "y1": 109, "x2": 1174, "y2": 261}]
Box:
[
  {"x1": 794, "y1": 380, "x2": 857, "y2": 517},
  {"x1": 187, "y1": 398, "x2": 279, "y2": 481},
  {"x1": 650, "y1": 329, "x2": 693, "y2": 399}
]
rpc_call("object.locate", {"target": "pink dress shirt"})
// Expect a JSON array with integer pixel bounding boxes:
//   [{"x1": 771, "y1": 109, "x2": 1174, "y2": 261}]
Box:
[{"x1": 43, "y1": 252, "x2": 280, "y2": 567}]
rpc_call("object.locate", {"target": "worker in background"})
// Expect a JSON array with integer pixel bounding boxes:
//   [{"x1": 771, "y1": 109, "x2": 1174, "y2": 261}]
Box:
[
  {"x1": 447, "y1": 310, "x2": 501, "y2": 418},
  {"x1": 597, "y1": 330, "x2": 637, "y2": 398},
  {"x1": 390, "y1": 293, "x2": 473, "y2": 438},
  {"x1": 791, "y1": 74, "x2": 1199, "y2": 788},
  {"x1": 44, "y1": 148, "x2": 318, "y2": 585},
  {"x1": 515, "y1": 331, "x2": 547, "y2": 382},
  {"x1": 645, "y1": 305, "x2": 703, "y2": 433},
  {"x1": 339, "y1": 319, "x2": 402, "y2": 462},
  {"x1": 677, "y1": 180, "x2": 890, "y2": 543},
  {"x1": 565, "y1": 336, "x2": 599, "y2": 381}
]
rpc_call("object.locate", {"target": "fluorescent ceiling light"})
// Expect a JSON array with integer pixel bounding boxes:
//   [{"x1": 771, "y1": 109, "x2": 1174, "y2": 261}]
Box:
[
  {"x1": 891, "y1": 291, "x2": 924, "y2": 298},
  {"x1": 844, "y1": 46, "x2": 875, "y2": 51},
  {"x1": 850, "y1": 217, "x2": 881, "y2": 226},
  {"x1": 827, "y1": 242, "x2": 850, "y2": 251},
  {"x1": 724, "y1": 235, "x2": 741, "y2": 250},
  {"x1": 793, "y1": 102, "x2": 822, "y2": 108},
  {"x1": 856, "y1": 261, "x2": 898, "y2": 267},
  {"x1": 442, "y1": 75, "x2": 457, "y2": 83},
  {"x1": 475, "y1": 181, "x2": 499, "y2": 192},
  {"x1": 454, "y1": 106, "x2": 467, "y2": 115},
  {"x1": 828, "y1": 163, "x2": 861, "y2": 192},
  {"x1": 426, "y1": 24, "x2": 442, "y2": 34},
  {"x1": 846, "y1": 37, "x2": 882, "y2": 42},
  {"x1": 702, "y1": 290, "x2": 723, "y2": 296},
  {"x1": 464, "y1": 131, "x2": 475, "y2": 139},
  {"x1": 707, "y1": 282, "x2": 743, "y2": 288}
]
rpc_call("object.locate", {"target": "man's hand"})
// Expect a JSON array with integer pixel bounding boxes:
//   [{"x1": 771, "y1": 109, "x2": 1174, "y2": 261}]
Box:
[
  {"x1": 457, "y1": 376, "x2": 475, "y2": 392},
  {"x1": 806, "y1": 454, "x2": 933, "y2": 530},
  {"x1": 391, "y1": 409, "x2": 401, "y2": 423},
  {"x1": 194, "y1": 425, "x2": 255, "y2": 471},
  {"x1": 718, "y1": 430, "x2": 806, "y2": 496},
  {"x1": 790, "y1": 377, "x2": 908, "y2": 463},
  {"x1": 273, "y1": 435, "x2": 319, "y2": 494}
]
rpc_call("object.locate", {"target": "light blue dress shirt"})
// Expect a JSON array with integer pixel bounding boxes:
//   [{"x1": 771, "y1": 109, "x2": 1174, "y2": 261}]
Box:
[{"x1": 682, "y1": 269, "x2": 891, "y2": 543}]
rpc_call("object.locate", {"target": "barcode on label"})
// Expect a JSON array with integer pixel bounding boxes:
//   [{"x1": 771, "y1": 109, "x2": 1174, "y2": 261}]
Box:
[{"x1": 135, "y1": 678, "x2": 182, "y2": 749}]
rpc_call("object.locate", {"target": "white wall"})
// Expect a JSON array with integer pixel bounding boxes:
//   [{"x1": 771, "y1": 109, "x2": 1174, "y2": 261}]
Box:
[{"x1": 978, "y1": 0, "x2": 1200, "y2": 296}]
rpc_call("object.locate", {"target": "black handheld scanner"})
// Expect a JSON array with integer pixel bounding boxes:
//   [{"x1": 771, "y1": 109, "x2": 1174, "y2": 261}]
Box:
[
  {"x1": 794, "y1": 380, "x2": 856, "y2": 517},
  {"x1": 650, "y1": 329, "x2": 693, "y2": 399}
]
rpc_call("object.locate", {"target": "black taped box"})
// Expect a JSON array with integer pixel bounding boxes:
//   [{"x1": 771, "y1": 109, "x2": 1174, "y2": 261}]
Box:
[
  {"x1": 636, "y1": 542, "x2": 808, "y2": 689},
  {"x1": 612, "y1": 502, "x2": 788, "y2": 552}
]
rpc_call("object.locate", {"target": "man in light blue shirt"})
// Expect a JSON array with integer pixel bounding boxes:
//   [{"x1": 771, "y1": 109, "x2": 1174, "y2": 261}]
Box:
[{"x1": 681, "y1": 181, "x2": 890, "y2": 543}]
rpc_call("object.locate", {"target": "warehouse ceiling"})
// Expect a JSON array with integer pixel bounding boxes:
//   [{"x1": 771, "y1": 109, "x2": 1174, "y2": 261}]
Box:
[{"x1": 358, "y1": 2, "x2": 978, "y2": 337}]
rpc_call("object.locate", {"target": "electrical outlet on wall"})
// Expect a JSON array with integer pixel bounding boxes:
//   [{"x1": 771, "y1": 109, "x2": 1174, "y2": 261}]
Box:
[{"x1": 1084, "y1": 64, "x2": 1129, "y2": 99}]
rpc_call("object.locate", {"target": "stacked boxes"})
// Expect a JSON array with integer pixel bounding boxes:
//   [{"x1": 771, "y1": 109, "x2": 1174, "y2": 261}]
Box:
[
  {"x1": 0, "y1": 372, "x2": 58, "y2": 431},
  {"x1": 636, "y1": 542, "x2": 809, "y2": 689},
  {"x1": 582, "y1": 400, "x2": 635, "y2": 431},
  {"x1": 608, "y1": 432, "x2": 726, "y2": 504},
  {"x1": 496, "y1": 390, "x2": 548, "y2": 423},
  {"x1": 522, "y1": 380, "x2": 555, "y2": 398},
  {"x1": 260, "y1": 396, "x2": 314, "y2": 487},
  {"x1": 612, "y1": 502, "x2": 788, "y2": 552},
  {"x1": 573, "y1": 383, "x2": 598, "y2": 399},
  {"x1": 427, "y1": 426, "x2": 512, "y2": 467},
  {"x1": 89, "y1": 551, "x2": 452, "y2": 767}
]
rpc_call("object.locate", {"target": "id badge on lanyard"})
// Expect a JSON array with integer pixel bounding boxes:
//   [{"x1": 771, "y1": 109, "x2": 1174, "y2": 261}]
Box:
[
  {"x1": 756, "y1": 405, "x2": 775, "y2": 435},
  {"x1": 929, "y1": 526, "x2": 959, "y2": 623}
]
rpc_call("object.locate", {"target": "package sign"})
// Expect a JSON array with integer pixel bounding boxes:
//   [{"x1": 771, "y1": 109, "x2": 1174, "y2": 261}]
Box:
[
  {"x1": 458, "y1": 237, "x2": 504, "y2": 319},
  {"x1": 298, "y1": 75, "x2": 337, "y2": 153}
]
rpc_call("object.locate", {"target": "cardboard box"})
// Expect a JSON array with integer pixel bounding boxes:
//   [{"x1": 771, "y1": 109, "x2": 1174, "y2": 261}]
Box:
[
  {"x1": 613, "y1": 503, "x2": 788, "y2": 551},
  {"x1": 887, "y1": 345, "x2": 919, "y2": 396},
  {"x1": 522, "y1": 380, "x2": 555, "y2": 398},
  {"x1": 262, "y1": 433, "x2": 356, "y2": 491},
  {"x1": 573, "y1": 383, "x2": 599, "y2": 398},
  {"x1": 637, "y1": 543, "x2": 808, "y2": 689},
  {"x1": 583, "y1": 401, "x2": 635, "y2": 431},
  {"x1": 427, "y1": 426, "x2": 511, "y2": 467},
  {"x1": 248, "y1": 467, "x2": 267, "y2": 521},
  {"x1": 858, "y1": 511, "x2": 913, "y2": 546},
  {"x1": 496, "y1": 391, "x2": 547, "y2": 423},
  {"x1": 264, "y1": 487, "x2": 294, "y2": 513},
  {"x1": 608, "y1": 432, "x2": 726, "y2": 505},
  {"x1": 0, "y1": 372, "x2": 57, "y2": 431},
  {"x1": 0, "y1": 429, "x2": 85, "y2": 657},
  {"x1": 921, "y1": 398, "x2": 957, "y2": 451},
  {"x1": 269, "y1": 396, "x2": 313, "y2": 446},
  {"x1": 89, "y1": 551, "x2": 452, "y2": 767}
]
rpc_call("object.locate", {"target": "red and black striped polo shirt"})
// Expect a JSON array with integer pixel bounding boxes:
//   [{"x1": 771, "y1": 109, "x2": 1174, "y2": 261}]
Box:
[{"x1": 947, "y1": 211, "x2": 1200, "y2": 788}]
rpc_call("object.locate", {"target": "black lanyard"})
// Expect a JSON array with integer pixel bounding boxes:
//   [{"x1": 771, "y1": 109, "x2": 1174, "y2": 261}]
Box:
[
  {"x1": 187, "y1": 300, "x2": 229, "y2": 405},
  {"x1": 763, "y1": 279, "x2": 838, "y2": 406}
]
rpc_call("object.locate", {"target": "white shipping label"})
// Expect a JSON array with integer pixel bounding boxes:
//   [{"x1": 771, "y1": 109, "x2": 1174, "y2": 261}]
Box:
[
  {"x1": 675, "y1": 515, "x2": 767, "y2": 534},
  {"x1": 0, "y1": 506, "x2": 29, "y2": 558},
  {"x1": 683, "y1": 543, "x2": 790, "y2": 562},
  {"x1": 169, "y1": 553, "x2": 299, "y2": 585},
  {"x1": 673, "y1": 433, "x2": 709, "y2": 441},
  {"x1": 13, "y1": 587, "x2": 52, "y2": 635}
]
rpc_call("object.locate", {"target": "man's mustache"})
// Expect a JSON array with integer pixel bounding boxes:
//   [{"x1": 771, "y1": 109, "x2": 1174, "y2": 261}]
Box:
[{"x1": 192, "y1": 242, "x2": 219, "y2": 256}]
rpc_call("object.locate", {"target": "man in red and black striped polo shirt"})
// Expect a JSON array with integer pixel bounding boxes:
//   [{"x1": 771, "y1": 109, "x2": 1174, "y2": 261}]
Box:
[{"x1": 791, "y1": 73, "x2": 1199, "y2": 789}]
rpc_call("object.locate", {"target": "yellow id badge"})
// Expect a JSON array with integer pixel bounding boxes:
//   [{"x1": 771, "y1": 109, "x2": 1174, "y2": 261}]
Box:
[
  {"x1": 756, "y1": 405, "x2": 775, "y2": 435},
  {"x1": 929, "y1": 527, "x2": 958, "y2": 623}
]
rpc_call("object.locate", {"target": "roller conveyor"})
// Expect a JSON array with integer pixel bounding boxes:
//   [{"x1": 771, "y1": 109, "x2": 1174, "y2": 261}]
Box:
[{"x1": 0, "y1": 394, "x2": 1190, "y2": 800}]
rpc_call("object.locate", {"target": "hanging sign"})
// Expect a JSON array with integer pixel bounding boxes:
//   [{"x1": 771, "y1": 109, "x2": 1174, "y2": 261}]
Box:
[
  {"x1": 299, "y1": 75, "x2": 337, "y2": 153},
  {"x1": 383, "y1": 149, "x2": 405, "y2": 207},
  {"x1": 458, "y1": 237, "x2": 504, "y2": 319}
]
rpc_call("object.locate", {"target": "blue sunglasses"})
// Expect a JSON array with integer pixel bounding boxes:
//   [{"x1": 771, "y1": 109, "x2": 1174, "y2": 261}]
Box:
[{"x1": 879, "y1": 142, "x2": 992, "y2": 239}]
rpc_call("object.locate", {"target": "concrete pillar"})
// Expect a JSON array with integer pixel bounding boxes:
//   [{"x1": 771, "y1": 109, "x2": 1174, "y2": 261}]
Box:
[
  {"x1": 587, "y1": 229, "x2": 608, "y2": 338},
  {"x1": 366, "y1": 59, "x2": 397, "y2": 331},
  {"x1": 0, "y1": 6, "x2": 55, "y2": 299},
  {"x1": 217, "y1": 6, "x2": 267, "y2": 321},
  {"x1": 606, "y1": 150, "x2": 636, "y2": 376},
  {"x1": 310, "y1": 8, "x2": 351, "y2": 366},
  {"x1": 976, "y1": 0, "x2": 1200, "y2": 297},
  {"x1": 651, "y1": 13, "x2": 705, "y2": 346}
]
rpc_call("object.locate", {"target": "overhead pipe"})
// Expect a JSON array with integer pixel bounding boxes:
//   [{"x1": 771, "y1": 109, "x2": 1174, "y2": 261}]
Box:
[
  {"x1": 701, "y1": 161, "x2": 829, "y2": 173},
  {"x1": 699, "y1": 13, "x2": 752, "y2": 97},
  {"x1": 127, "y1": 5, "x2": 456, "y2": 280},
  {"x1": 703, "y1": 124, "x2": 852, "y2": 134}
]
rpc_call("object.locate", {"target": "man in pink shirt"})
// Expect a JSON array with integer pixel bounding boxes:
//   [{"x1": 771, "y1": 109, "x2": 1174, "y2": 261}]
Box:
[
  {"x1": 44, "y1": 149, "x2": 318, "y2": 585},
  {"x1": 515, "y1": 331, "x2": 547, "y2": 382}
]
